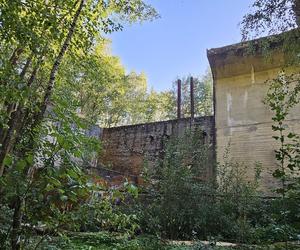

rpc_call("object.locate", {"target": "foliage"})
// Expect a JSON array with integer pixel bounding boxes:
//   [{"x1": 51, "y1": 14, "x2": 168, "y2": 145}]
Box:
[
  {"x1": 0, "y1": 0, "x2": 158, "y2": 249},
  {"x1": 241, "y1": 0, "x2": 299, "y2": 40},
  {"x1": 241, "y1": 0, "x2": 300, "y2": 67},
  {"x1": 0, "y1": 205, "x2": 13, "y2": 249},
  {"x1": 70, "y1": 49, "x2": 214, "y2": 127},
  {"x1": 265, "y1": 72, "x2": 300, "y2": 196},
  {"x1": 74, "y1": 185, "x2": 140, "y2": 235},
  {"x1": 0, "y1": 110, "x2": 96, "y2": 248},
  {"x1": 264, "y1": 72, "x2": 300, "y2": 246},
  {"x1": 57, "y1": 40, "x2": 179, "y2": 127},
  {"x1": 136, "y1": 129, "x2": 267, "y2": 244},
  {"x1": 26, "y1": 232, "x2": 167, "y2": 250},
  {"x1": 23, "y1": 231, "x2": 300, "y2": 250},
  {"x1": 167, "y1": 71, "x2": 213, "y2": 119},
  {"x1": 141, "y1": 128, "x2": 213, "y2": 240}
]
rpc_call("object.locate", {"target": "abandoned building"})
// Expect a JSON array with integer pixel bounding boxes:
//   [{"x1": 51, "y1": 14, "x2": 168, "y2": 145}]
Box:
[{"x1": 96, "y1": 30, "x2": 300, "y2": 194}]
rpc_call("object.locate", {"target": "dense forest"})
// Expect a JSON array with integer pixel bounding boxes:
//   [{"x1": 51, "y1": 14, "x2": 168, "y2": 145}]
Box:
[{"x1": 0, "y1": 0, "x2": 299, "y2": 249}]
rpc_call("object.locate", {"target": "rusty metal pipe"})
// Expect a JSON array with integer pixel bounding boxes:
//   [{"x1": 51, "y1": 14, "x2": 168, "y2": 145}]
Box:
[{"x1": 177, "y1": 79, "x2": 182, "y2": 119}]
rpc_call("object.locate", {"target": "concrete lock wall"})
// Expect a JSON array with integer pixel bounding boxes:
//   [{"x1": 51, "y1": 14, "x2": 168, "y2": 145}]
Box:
[
  {"x1": 208, "y1": 31, "x2": 300, "y2": 193},
  {"x1": 98, "y1": 117, "x2": 215, "y2": 185},
  {"x1": 95, "y1": 31, "x2": 299, "y2": 192}
]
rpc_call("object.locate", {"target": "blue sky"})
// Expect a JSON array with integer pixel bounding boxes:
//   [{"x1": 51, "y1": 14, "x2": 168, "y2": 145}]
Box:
[{"x1": 108, "y1": 0, "x2": 253, "y2": 91}]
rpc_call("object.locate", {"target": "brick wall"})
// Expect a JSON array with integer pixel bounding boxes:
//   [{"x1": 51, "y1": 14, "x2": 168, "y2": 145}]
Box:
[{"x1": 97, "y1": 117, "x2": 215, "y2": 185}]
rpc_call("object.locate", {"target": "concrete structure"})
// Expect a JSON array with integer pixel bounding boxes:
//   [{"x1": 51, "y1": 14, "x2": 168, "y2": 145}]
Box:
[
  {"x1": 97, "y1": 30, "x2": 299, "y2": 193},
  {"x1": 98, "y1": 117, "x2": 215, "y2": 185},
  {"x1": 208, "y1": 30, "x2": 300, "y2": 192}
]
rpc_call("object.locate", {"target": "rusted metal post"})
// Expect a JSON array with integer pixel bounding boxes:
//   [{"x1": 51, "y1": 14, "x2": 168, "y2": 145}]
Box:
[
  {"x1": 177, "y1": 79, "x2": 181, "y2": 119},
  {"x1": 190, "y1": 76, "x2": 195, "y2": 119}
]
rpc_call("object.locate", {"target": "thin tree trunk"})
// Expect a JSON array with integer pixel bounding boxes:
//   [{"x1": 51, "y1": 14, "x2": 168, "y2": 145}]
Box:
[
  {"x1": 0, "y1": 60, "x2": 41, "y2": 176},
  {"x1": 0, "y1": 55, "x2": 33, "y2": 144},
  {"x1": 19, "y1": 54, "x2": 33, "y2": 79},
  {"x1": 0, "y1": 110, "x2": 24, "y2": 176},
  {"x1": 5, "y1": 3, "x2": 86, "y2": 247},
  {"x1": 0, "y1": 48, "x2": 24, "y2": 86},
  {"x1": 9, "y1": 48, "x2": 24, "y2": 66},
  {"x1": 0, "y1": 0, "x2": 85, "y2": 175},
  {"x1": 12, "y1": 0, "x2": 85, "y2": 169},
  {"x1": 37, "y1": 0, "x2": 85, "y2": 121},
  {"x1": 11, "y1": 197, "x2": 23, "y2": 250}
]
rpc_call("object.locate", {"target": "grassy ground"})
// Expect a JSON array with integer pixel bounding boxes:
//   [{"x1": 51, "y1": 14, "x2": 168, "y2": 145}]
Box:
[{"x1": 31, "y1": 232, "x2": 300, "y2": 250}]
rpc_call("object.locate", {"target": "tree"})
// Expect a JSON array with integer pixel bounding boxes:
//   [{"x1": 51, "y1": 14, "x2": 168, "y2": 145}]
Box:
[
  {"x1": 0, "y1": 1, "x2": 158, "y2": 248},
  {"x1": 264, "y1": 72, "x2": 300, "y2": 249},
  {"x1": 241, "y1": 0, "x2": 300, "y2": 40},
  {"x1": 242, "y1": 3, "x2": 300, "y2": 247},
  {"x1": 54, "y1": 45, "x2": 213, "y2": 128},
  {"x1": 58, "y1": 44, "x2": 171, "y2": 128},
  {"x1": 0, "y1": 0, "x2": 158, "y2": 174},
  {"x1": 57, "y1": 39, "x2": 127, "y2": 127}
]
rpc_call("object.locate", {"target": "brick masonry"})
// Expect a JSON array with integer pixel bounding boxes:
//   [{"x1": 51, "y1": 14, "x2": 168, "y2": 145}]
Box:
[{"x1": 97, "y1": 117, "x2": 215, "y2": 185}]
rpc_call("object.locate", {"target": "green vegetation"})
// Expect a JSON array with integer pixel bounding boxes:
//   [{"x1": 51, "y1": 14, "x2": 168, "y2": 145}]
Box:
[
  {"x1": 133, "y1": 128, "x2": 299, "y2": 246},
  {"x1": 241, "y1": 0, "x2": 299, "y2": 39},
  {"x1": 241, "y1": 0, "x2": 300, "y2": 66},
  {"x1": 135, "y1": 130, "x2": 262, "y2": 242},
  {"x1": 21, "y1": 232, "x2": 300, "y2": 250},
  {"x1": 165, "y1": 73, "x2": 214, "y2": 119},
  {"x1": 0, "y1": 0, "x2": 300, "y2": 249},
  {"x1": 0, "y1": 0, "x2": 158, "y2": 249}
]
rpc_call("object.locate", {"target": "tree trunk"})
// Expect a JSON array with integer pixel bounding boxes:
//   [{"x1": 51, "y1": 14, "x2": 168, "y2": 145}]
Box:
[
  {"x1": 0, "y1": 48, "x2": 24, "y2": 86},
  {"x1": 11, "y1": 197, "x2": 22, "y2": 250},
  {"x1": 0, "y1": 60, "x2": 40, "y2": 176},
  {"x1": 3, "y1": 1, "x2": 86, "y2": 247},
  {"x1": 0, "y1": 0, "x2": 85, "y2": 176},
  {"x1": 9, "y1": 48, "x2": 24, "y2": 66},
  {"x1": 0, "y1": 109, "x2": 23, "y2": 176},
  {"x1": 10, "y1": 0, "x2": 86, "y2": 172},
  {"x1": 37, "y1": 0, "x2": 85, "y2": 121},
  {"x1": 0, "y1": 55, "x2": 33, "y2": 143}
]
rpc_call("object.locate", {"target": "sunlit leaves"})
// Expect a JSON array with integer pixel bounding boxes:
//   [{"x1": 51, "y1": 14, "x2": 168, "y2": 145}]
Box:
[
  {"x1": 0, "y1": 0, "x2": 158, "y2": 247},
  {"x1": 265, "y1": 72, "x2": 300, "y2": 195}
]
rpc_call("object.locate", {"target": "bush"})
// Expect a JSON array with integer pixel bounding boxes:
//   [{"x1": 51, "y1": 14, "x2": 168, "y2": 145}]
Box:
[
  {"x1": 74, "y1": 187, "x2": 140, "y2": 235},
  {"x1": 136, "y1": 129, "x2": 270, "y2": 243}
]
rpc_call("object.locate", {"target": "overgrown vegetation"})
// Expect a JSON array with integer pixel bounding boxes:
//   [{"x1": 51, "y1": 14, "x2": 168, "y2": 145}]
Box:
[
  {"x1": 0, "y1": 0, "x2": 158, "y2": 249},
  {"x1": 0, "y1": 1, "x2": 300, "y2": 249},
  {"x1": 166, "y1": 73, "x2": 213, "y2": 119},
  {"x1": 241, "y1": 0, "x2": 299, "y2": 39},
  {"x1": 264, "y1": 72, "x2": 300, "y2": 248},
  {"x1": 133, "y1": 128, "x2": 300, "y2": 246}
]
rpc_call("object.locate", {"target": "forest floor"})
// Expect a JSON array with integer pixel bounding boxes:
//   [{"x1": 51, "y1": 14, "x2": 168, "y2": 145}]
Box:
[{"x1": 30, "y1": 232, "x2": 300, "y2": 250}]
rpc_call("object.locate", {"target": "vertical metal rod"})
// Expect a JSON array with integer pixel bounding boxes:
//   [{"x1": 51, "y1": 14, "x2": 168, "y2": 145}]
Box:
[
  {"x1": 190, "y1": 76, "x2": 195, "y2": 119},
  {"x1": 177, "y1": 79, "x2": 181, "y2": 119}
]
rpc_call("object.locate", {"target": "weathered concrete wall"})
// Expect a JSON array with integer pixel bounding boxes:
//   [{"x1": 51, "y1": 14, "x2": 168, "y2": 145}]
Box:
[
  {"x1": 208, "y1": 32, "x2": 300, "y2": 193},
  {"x1": 98, "y1": 117, "x2": 214, "y2": 184}
]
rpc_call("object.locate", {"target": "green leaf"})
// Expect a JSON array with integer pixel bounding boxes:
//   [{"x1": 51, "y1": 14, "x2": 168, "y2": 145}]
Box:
[
  {"x1": 273, "y1": 169, "x2": 285, "y2": 178},
  {"x1": 49, "y1": 177, "x2": 61, "y2": 187},
  {"x1": 16, "y1": 159, "x2": 27, "y2": 171},
  {"x1": 26, "y1": 154, "x2": 34, "y2": 165},
  {"x1": 60, "y1": 195, "x2": 68, "y2": 201},
  {"x1": 67, "y1": 169, "x2": 79, "y2": 179},
  {"x1": 3, "y1": 155, "x2": 13, "y2": 166}
]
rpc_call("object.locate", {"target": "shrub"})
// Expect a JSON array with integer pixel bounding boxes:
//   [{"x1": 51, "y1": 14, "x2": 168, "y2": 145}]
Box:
[{"x1": 137, "y1": 129, "x2": 265, "y2": 243}]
